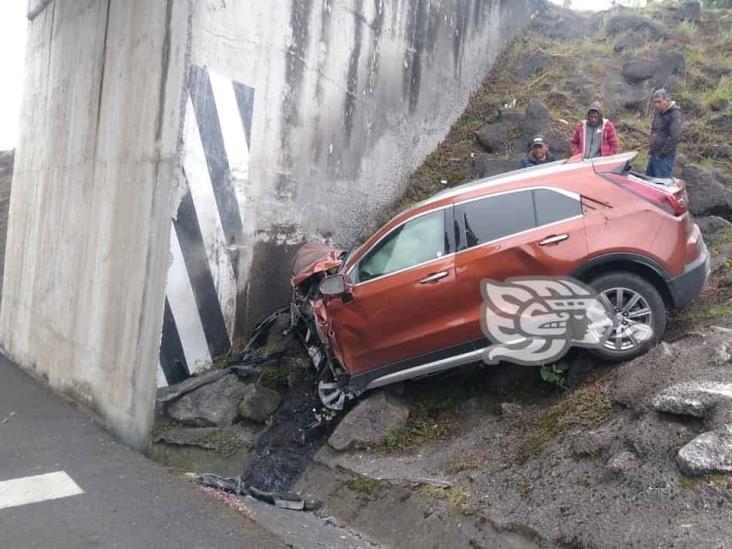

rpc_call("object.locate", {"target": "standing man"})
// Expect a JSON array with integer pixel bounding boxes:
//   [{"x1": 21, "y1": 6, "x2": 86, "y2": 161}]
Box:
[
  {"x1": 570, "y1": 102, "x2": 620, "y2": 159},
  {"x1": 520, "y1": 135, "x2": 556, "y2": 168},
  {"x1": 647, "y1": 88, "x2": 682, "y2": 178}
]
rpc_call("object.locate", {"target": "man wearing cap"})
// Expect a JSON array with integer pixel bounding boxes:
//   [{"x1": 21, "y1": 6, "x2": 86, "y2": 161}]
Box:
[
  {"x1": 570, "y1": 102, "x2": 620, "y2": 159},
  {"x1": 520, "y1": 135, "x2": 556, "y2": 168},
  {"x1": 647, "y1": 88, "x2": 682, "y2": 179}
]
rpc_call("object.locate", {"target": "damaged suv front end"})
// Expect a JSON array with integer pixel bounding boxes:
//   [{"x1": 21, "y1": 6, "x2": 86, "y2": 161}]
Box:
[{"x1": 289, "y1": 242, "x2": 353, "y2": 409}]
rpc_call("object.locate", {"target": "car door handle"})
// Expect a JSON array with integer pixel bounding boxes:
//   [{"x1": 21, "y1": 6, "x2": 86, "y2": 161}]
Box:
[
  {"x1": 420, "y1": 271, "x2": 449, "y2": 284},
  {"x1": 539, "y1": 234, "x2": 569, "y2": 246}
]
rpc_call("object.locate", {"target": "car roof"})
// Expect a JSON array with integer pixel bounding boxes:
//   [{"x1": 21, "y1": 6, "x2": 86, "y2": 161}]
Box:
[{"x1": 410, "y1": 151, "x2": 638, "y2": 211}]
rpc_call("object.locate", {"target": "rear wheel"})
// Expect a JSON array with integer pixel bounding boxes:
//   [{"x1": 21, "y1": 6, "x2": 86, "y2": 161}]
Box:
[{"x1": 587, "y1": 271, "x2": 667, "y2": 362}]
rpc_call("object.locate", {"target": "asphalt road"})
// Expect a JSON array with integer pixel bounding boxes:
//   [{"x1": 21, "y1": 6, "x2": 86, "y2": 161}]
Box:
[{"x1": 0, "y1": 355, "x2": 285, "y2": 549}]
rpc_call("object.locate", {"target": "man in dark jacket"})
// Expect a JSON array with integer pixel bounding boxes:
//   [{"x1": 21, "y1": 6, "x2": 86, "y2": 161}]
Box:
[
  {"x1": 520, "y1": 135, "x2": 556, "y2": 168},
  {"x1": 647, "y1": 89, "x2": 682, "y2": 178}
]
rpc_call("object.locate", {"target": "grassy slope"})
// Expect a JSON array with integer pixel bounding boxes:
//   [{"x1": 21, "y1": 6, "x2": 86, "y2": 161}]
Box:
[{"x1": 398, "y1": 1, "x2": 732, "y2": 209}]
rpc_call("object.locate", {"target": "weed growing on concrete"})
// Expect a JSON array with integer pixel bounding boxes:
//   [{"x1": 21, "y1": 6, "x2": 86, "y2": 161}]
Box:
[
  {"x1": 344, "y1": 476, "x2": 383, "y2": 498},
  {"x1": 518, "y1": 381, "x2": 614, "y2": 461}
]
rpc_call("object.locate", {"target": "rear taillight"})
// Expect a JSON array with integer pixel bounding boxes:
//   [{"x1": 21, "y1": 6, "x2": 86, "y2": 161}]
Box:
[{"x1": 602, "y1": 173, "x2": 688, "y2": 216}]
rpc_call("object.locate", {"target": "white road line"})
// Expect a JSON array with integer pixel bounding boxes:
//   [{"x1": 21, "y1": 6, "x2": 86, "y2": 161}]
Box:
[{"x1": 0, "y1": 471, "x2": 84, "y2": 510}]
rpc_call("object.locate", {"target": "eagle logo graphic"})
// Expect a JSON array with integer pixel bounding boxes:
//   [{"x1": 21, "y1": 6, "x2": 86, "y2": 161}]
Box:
[{"x1": 480, "y1": 277, "x2": 642, "y2": 365}]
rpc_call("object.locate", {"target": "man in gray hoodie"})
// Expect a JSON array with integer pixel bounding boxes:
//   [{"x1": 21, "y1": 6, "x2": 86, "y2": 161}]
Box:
[{"x1": 647, "y1": 89, "x2": 683, "y2": 178}]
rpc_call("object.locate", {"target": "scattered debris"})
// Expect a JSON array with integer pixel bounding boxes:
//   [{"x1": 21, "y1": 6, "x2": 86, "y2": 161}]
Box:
[{"x1": 198, "y1": 473, "x2": 305, "y2": 511}]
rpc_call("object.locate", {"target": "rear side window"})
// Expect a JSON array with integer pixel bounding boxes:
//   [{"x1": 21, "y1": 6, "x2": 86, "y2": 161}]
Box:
[
  {"x1": 533, "y1": 189, "x2": 582, "y2": 225},
  {"x1": 457, "y1": 190, "x2": 534, "y2": 247},
  {"x1": 456, "y1": 188, "x2": 582, "y2": 250}
]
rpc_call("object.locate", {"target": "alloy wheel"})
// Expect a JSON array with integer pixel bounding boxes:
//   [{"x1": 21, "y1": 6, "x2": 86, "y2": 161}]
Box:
[{"x1": 599, "y1": 287, "x2": 654, "y2": 352}]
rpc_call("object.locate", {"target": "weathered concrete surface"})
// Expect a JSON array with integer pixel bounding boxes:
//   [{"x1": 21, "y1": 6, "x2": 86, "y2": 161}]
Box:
[
  {"x1": 189, "y1": 0, "x2": 535, "y2": 330},
  {"x1": 0, "y1": 0, "x2": 190, "y2": 449},
  {"x1": 0, "y1": 151, "x2": 13, "y2": 297}
]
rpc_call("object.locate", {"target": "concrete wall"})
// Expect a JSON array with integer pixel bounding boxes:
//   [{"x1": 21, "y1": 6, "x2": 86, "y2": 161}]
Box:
[
  {"x1": 188, "y1": 0, "x2": 534, "y2": 333},
  {"x1": 1, "y1": 0, "x2": 190, "y2": 449},
  {"x1": 7, "y1": 0, "x2": 534, "y2": 439}
]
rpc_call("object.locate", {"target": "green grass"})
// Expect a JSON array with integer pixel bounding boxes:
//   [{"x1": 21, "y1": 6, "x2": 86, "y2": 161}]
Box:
[
  {"x1": 679, "y1": 473, "x2": 732, "y2": 489},
  {"x1": 344, "y1": 476, "x2": 383, "y2": 498},
  {"x1": 380, "y1": 383, "x2": 475, "y2": 453},
  {"x1": 443, "y1": 452, "x2": 487, "y2": 474},
  {"x1": 678, "y1": 20, "x2": 699, "y2": 39},
  {"x1": 421, "y1": 485, "x2": 473, "y2": 514},
  {"x1": 703, "y1": 76, "x2": 732, "y2": 105},
  {"x1": 518, "y1": 381, "x2": 615, "y2": 461}
]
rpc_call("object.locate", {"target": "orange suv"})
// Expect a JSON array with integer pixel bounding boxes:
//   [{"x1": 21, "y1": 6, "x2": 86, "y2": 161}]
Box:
[{"x1": 291, "y1": 152, "x2": 709, "y2": 409}]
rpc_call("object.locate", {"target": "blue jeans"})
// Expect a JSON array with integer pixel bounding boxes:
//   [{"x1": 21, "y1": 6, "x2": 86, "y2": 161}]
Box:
[{"x1": 646, "y1": 153, "x2": 675, "y2": 178}]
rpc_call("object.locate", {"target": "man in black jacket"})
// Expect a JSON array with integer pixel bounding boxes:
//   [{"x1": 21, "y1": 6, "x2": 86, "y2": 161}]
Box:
[
  {"x1": 647, "y1": 89, "x2": 682, "y2": 178},
  {"x1": 520, "y1": 135, "x2": 556, "y2": 168}
]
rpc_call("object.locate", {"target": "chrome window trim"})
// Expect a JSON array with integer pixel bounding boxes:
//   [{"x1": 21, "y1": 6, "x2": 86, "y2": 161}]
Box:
[
  {"x1": 348, "y1": 187, "x2": 583, "y2": 287},
  {"x1": 454, "y1": 214, "x2": 583, "y2": 258}
]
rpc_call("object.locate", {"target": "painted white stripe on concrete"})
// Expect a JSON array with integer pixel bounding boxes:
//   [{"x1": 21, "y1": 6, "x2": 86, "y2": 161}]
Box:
[
  {"x1": 166, "y1": 226, "x2": 213, "y2": 374},
  {"x1": 182, "y1": 97, "x2": 238, "y2": 338},
  {"x1": 208, "y1": 69, "x2": 250, "y2": 185},
  {"x1": 0, "y1": 471, "x2": 84, "y2": 510},
  {"x1": 156, "y1": 360, "x2": 168, "y2": 388}
]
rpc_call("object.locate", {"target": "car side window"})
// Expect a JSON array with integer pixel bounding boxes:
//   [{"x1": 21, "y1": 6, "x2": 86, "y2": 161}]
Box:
[
  {"x1": 533, "y1": 189, "x2": 582, "y2": 226},
  {"x1": 357, "y1": 210, "x2": 446, "y2": 283},
  {"x1": 457, "y1": 190, "x2": 535, "y2": 248}
]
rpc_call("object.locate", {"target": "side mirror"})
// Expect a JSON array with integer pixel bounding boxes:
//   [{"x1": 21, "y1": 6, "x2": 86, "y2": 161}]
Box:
[{"x1": 319, "y1": 274, "x2": 348, "y2": 296}]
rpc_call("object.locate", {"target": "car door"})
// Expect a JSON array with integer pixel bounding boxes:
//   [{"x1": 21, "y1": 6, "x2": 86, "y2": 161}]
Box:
[
  {"x1": 325, "y1": 208, "x2": 463, "y2": 375},
  {"x1": 453, "y1": 187, "x2": 589, "y2": 344}
]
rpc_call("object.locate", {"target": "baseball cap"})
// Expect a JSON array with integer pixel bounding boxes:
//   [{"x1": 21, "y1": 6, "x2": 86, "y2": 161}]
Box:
[{"x1": 531, "y1": 135, "x2": 546, "y2": 147}]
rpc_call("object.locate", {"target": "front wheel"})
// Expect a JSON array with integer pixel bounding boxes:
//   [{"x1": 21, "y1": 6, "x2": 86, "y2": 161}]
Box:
[{"x1": 587, "y1": 271, "x2": 667, "y2": 362}]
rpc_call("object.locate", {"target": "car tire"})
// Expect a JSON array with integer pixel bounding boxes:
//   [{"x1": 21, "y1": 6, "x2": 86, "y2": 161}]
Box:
[{"x1": 587, "y1": 271, "x2": 667, "y2": 362}]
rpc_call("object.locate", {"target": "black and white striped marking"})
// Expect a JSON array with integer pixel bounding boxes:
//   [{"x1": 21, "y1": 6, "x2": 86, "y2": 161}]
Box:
[{"x1": 158, "y1": 66, "x2": 255, "y2": 386}]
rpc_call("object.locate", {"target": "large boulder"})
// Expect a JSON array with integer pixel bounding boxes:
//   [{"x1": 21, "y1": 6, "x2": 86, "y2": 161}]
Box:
[
  {"x1": 470, "y1": 154, "x2": 520, "y2": 179},
  {"x1": 166, "y1": 373, "x2": 247, "y2": 427},
  {"x1": 477, "y1": 110, "x2": 524, "y2": 154},
  {"x1": 695, "y1": 215, "x2": 732, "y2": 245},
  {"x1": 681, "y1": 165, "x2": 732, "y2": 217},
  {"x1": 328, "y1": 391, "x2": 409, "y2": 451},
  {"x1": 603, "y1": 71, "x2": 650, "y2": 111},
  {"x1": 520, "y1": 99, "x2": 551, "y2": 146},
  {"x1": 652, "y1": 381, "x2": 732, "y2": 420},
  {"x1": 622, "y1": 59, "x2": 660, "y2": 83},
  {"x1": 518, "y1": 49, "x2": 549, "y2": 78},
  {"x1": 613, "y1": 31, "x2": 646, "y2": 54},
  {"x1": 239, "y1": 384, "x2": 282, "y2": 423},
  {"x1": 710, "y1": 114, "x2": 732, "y2": 132},
  {"x1": 677, "y1": 427, "x2": 732, "y2": 476},
  {"x1": 677, "y1": 1, "x2": 701, "y2": 22},
  {"x1": 605, "y1": 15, "x2": 669, "y2": 41}
]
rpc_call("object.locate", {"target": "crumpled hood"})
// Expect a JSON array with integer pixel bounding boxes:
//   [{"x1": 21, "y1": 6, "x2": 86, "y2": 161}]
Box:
[{"x1": 291, "y1": 242, "x2": 344, "y2": 287}]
